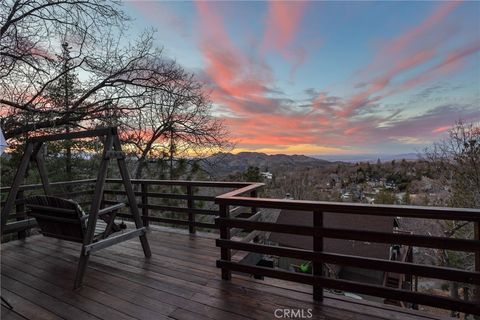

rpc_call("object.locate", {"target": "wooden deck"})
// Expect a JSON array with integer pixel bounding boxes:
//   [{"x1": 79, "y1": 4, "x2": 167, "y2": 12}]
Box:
[{"x1": 1, "y1": 226, "x2": 449, "y2": 320}]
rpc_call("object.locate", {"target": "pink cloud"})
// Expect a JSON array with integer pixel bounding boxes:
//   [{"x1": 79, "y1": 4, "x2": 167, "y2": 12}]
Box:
[
  {"x1": 336, "y1": 1, "x2": 466, "y2": 118},
  {"x1": 262, "y1": 0, "x2": 309, "y2": 77},
  {"x1": 194, "y1": 1, "x2": 276, "y2": 116},
  {"x1": 193, "y1": 1, "x2": 476, "y2": 153},
  {"x1": 432, "y1": 126, "x2": 451, "y2": 133},
  {"x1": 388, "y1": 41, "x2": 480, "y2": 96},
  {"x1": 193, "y1": 1, "x2": 330, "y2": 150},
  {"x1": 384, "y1": 1, "x2": 461, "y2": 57},
  {"x1": 338, "y1": 46, "x2": 437, "y2": 117},
  {"x1": 263, "y1": 1, "x2": 308, "y2": 51}
]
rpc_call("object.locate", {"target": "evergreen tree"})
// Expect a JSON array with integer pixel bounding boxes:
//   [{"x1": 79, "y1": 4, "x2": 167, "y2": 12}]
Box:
[
  {"x1": 243, "y1": 166, "x2": 261, "y2": 182},
  {"x1": 45, "y1": 42, "x2": 81, "y2": 180}
]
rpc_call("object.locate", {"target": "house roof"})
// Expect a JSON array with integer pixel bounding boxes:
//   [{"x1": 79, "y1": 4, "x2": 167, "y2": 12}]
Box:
[{"x1": 269, "y1": 210, "x2": 394, "y2": 260}]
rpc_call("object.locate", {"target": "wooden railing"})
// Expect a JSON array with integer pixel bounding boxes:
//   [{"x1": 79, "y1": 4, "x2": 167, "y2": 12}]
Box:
[
  {"x1": 0, "y1": 179, "x2": 97, "y2": 237},
  {"x1": 215, "y1": 186, "x2": 480, "y2": 315},
  {"x1": 102, "y1": 179, "x2": 262, "y2": 232},
  {"x1": 2, "y1": 178, "x2": 480, "y2": 315},
  {"x1": 0, "y1": 178, "x2": 262, "y2": 237}
]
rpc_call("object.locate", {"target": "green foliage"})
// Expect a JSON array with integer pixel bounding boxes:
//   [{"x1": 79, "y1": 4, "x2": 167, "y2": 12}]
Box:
[
  {"x1": 299, "y1": 262, "x2": 311, "y2": 273},
  {"x1": 386, "y1": 172, "x2": 411, "y2": 191},
  {"x1": 243, "y1": 166, "x2": 261, "y2": 182},
  {"x1": 375, "y1": 189, "x2": 396, "y2": 204}
]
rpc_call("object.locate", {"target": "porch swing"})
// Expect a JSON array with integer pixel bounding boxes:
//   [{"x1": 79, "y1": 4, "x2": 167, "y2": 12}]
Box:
[{"x1": 1, "y1": 127, "x2": 151, "y2": 288}]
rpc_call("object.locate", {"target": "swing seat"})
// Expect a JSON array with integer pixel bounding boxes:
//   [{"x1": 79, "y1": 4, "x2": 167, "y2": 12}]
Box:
[
  {"x1": 24, "y1": 195, "x2": 125, "y2": 243},
  {"x1": 2, "y1": 128, "x2": 151, "y2": 288}
]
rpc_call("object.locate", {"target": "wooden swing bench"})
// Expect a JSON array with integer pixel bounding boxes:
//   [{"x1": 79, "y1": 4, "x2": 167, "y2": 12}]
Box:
[
  {"x1": 25, "y1": 196, "x2": 126, "y2": 243},
  {"x1": 1, "y1": 127, "x2": 151, "y2": 288}
]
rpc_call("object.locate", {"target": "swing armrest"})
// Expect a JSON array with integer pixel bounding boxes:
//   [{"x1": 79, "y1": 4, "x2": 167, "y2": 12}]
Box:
[
  {"x1": 98, "y1": 202, "x2": 125, "y2": 215},
  {"x1": 81, "y1": 203, "x2": 125, "y2": 221}
]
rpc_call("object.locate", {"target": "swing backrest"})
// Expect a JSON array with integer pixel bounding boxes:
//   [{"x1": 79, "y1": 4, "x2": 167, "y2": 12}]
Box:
[{"x1": 24, "y1": 195, "x2": 87, "y2": 243}]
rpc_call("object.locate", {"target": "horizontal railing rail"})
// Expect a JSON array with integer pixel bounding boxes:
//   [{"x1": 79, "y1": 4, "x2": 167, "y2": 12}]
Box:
[
  {"x1": 104, "y1": 179, "x2": 263, "y2": 233},
  {"x1": 1, "y1": 178, "x2": 264, "y2": 236},
  {"x1": 4, "y1": 178, "x2": 479, "y2": 315},
  {"x1": 215, "y1": 189, "x2": 480, "y2": 316},
  {"x1": 0, "y1": 179, "x2": 97, "y2": 193}
]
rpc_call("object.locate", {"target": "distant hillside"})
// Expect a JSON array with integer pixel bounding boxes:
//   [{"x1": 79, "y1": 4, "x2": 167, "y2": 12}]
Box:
[
  {"x1": 315, "y1": 153, "x2": 421, "y2": 163},
  {"x1": 202, "y1": 152, "x2": 333, "y2": 177}
]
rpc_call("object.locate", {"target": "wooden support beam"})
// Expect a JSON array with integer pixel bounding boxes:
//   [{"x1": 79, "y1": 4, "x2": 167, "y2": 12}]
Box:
[
  {"x1": 35, "y1": 144, "x2": 52, "y2": 196},
  {"x1": 219, "y1": 203, "x2": 231, "y2": 280},
  {"x1": 187, "y1": 185, "x2": 195, "y2": 234},
  {"x1": 313, "y1": 209, "x2": 323, "y2": 301},
  {"x1": 75, "y1": 133, "x2": 114, "y2": 288},
  {"x1": 2, "y1": 219, "x2": 37, "y2": 234},
  {"x1": 140, "y1": 183, "x2": 149, "y2": 227},
  {"x1": 1, "y1": 142, "x2": 35, "y2": 232},
  {"x1": 112, "y1": 133, "x2": 151, "y2": 258},
  {"x1": 16, "y1": 189, "x2": 26, "y2": 239},
  {"x1": 83, "y1": 228, "x2": 146, "y2": 254},
  {"x1": 28, "y1": 127, "x2": 114, "y2": 143}
]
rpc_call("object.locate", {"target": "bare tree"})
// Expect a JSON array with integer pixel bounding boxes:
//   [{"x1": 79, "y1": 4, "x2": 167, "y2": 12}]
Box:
[
  {"x1": 121, "y1": 69, "x2": 231, "y2": 180},
  {"x1": 424, "y1": 120, "x2": 480, "y2": 310},
  {"x1": 1, "y1": 0, "x2": 231, "y2": 184},
  {"x1": 0, "y1": 0, "x2": 126, "y2": 81},
  {"x1": 0, "y1": 1, "x2": 187, "y2": 142},
  {"x1": 1, "y1": 29, "x2": 186, "y2": 140}
]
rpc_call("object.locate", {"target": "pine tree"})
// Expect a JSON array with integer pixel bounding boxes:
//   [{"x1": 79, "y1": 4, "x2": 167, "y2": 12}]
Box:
[{"x1": 45, "y1": 42, "x2": 80, "y2": 180}]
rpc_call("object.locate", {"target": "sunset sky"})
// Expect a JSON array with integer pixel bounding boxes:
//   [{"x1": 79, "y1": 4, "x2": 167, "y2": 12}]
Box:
[{"x1": 125, "y1": 0, "x2": 479, "y2": 156}]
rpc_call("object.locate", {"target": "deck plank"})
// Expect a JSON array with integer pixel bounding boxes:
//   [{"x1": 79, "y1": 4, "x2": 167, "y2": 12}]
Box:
[
  {"x1": 3, "y1": 241, "x2": 251, "y2": 320},
  {"x1": 1, "y1": 230, "x2": 449, "y2": 320},
  {"x1": 1, "y1": 305, "x2": 28, "y2": 320},
  {"x1": 0, "y1": 289, "x2": 57, "y2": 320},
  {"x1": 1, "y1": 275, "x2": 99, "y2": 320},
  {"x1": 1, "y1": 256, "x2": 169, "y2": 320}
]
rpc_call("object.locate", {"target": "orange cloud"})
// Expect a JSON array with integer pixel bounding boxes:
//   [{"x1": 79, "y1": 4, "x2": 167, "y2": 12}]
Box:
[{"x1": 233, "y1": 144, "x2": 352, "y2": 155}]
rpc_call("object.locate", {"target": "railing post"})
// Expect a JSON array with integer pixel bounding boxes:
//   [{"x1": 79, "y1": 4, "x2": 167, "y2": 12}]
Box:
[
  {"x1": 475, "y1": 222, "x2": 480, "y2": 303},
  {"x1": 187, "y1": 185, "x2": 195, "y2": 234},
  {"x1": 141, "y1": 182, "x2": 149, "y2": 227},
  {"x1": 250, "y1": 190, "x2": 257, "y2": 215},
  {"x1": 16, "y1": 189, "x2": 26, "y2": 239},
  {"x1": 219, "y1": 203, "x2": 231, "y2": 280},
  {"x1": 313, "y1": 209, "x2": 323, "y2": 301}
]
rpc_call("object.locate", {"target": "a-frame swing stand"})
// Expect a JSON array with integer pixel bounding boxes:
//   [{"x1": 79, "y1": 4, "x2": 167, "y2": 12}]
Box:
[{"x1": 1, "y1": 127, "x2": 151, "y2": 288}]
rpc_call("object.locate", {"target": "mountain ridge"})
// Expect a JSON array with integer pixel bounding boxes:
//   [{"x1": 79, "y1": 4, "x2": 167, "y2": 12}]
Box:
[{"x1": 202, "y1": 152, "x2": 333, "y2": 177}]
